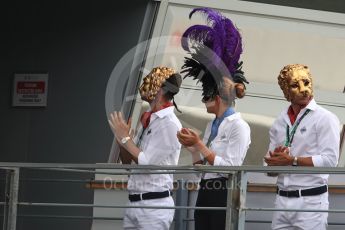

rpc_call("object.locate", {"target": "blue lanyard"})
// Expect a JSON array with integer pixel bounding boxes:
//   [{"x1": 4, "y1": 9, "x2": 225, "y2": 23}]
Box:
[
  {"x1": 284, "y1": 109, "x2": 311, "y2": 147},
  {"x1": 206, "y1": 107, "x2": 235, "y2": 147}
]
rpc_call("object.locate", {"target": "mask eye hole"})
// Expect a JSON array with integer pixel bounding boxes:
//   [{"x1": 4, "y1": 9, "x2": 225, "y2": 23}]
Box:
[{"x1": 290, "y1": 83, "x2": 298, "y2": 89}]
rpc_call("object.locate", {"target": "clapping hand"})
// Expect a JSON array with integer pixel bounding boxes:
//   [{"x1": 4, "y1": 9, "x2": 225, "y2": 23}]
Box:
[
  {"x1": 108, "y1": 111, "x2": 132, "y2": 144},
  {"x1": 177, "y1": 128, "x2": 201, "y2": 147},
  {"x1": 264, "y1": 146, "x2": 293, "y2": 166}
]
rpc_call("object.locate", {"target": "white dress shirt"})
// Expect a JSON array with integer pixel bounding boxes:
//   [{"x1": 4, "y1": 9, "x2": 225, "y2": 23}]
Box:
[
  {"x1": 269, "y1": 99, "x2": 340, "y2": 190},
  {"x1": 128, "y1": 106, "x2": 182, "y2": 194},
  {"x1": 202, "y1": 112, "x2": 251, "y2": 179}
]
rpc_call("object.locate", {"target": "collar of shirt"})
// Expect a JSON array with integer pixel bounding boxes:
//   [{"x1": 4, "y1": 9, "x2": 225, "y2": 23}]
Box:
[
  {"x1": 283, "y1": 98, "x2": 317, "y2": 126},
  {"x1": 222, "y1": 111, "x2": 242, "y2": 123},
  {"x1": 204, "y1": 112, "x2": 242, "y2": 141},
  {"x1": 305, "y1": 98, "x2": 317, "y2": 111},
  {"x1": 140, "y1": 102, "x2": 173, "y2": 128},
  {"x1": 211, "y1": 109, "x2": 239, "y2": 124},
  {"x1": 209, "y1": 107, "x2": 235, "y2": 143},
  {"x1": 149, "y1": 106, "x2": 175, "y2": 123},
  {"x1": 136, "y1": 106, "x2": 176, "y2": 142}
]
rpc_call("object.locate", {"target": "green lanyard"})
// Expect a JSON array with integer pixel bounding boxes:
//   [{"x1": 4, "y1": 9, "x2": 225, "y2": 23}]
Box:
[{"x1": 284, "y1": 109, "x2": 311, "y2": 147}]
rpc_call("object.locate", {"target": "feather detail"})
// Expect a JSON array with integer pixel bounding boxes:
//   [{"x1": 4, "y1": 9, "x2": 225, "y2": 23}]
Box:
[
  {"x1": 181, "y1": 7, "x2": 245, "y2": 81},
  {"x1": 181, "y1": 25, "x2": 214, "y2": 52}
]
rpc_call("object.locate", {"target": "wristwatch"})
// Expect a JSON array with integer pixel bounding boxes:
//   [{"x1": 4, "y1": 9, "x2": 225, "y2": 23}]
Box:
[
  {"x1": 292, "y1": 156, "x2": 298, "y2": 166},
  {"x1": 121, "y1": 136, "x2": 131, "y2": 144}
]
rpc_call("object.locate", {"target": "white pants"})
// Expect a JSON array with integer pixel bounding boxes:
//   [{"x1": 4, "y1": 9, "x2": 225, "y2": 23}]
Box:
[
  {"x1": 123, "y1": 196, "x2": 174, "y2": 230},
  {"x1": 272, "y1": 192, "x2": 329, "y2": 230}
]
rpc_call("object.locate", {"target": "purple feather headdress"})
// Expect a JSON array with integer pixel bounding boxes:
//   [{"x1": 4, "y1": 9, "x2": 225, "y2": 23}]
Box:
[{"x1": 181, "y1": 8, "x2": 248, "y2": 99}]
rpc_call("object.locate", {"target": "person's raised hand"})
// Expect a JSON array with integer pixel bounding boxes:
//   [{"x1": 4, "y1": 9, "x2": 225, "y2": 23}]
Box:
[
  {"x1": 177, "y1": 128, "x2": 201, "y2": 147},
  {"x1": 108, "y1": 111, "x2": 130, "y2": 143}
]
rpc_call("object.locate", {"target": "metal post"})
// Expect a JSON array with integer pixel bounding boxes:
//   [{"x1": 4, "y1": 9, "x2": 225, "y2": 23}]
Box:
[
  {"x1": 174, "y1": 179, "x2": 188, "y2": 230},
  {"x1": 3, "y1": 168, "x2": 20, "y2": 230},
  {"x1": 232, "y1": 172, "x2": 240, "y2": 230},
  {"x1": 225, "y1": 173, "x2": 233, "y2": 230},
  {"x1": 225, "y1": 172, "x2": 241, "y2": 230},
  {"x1": 238, "y1": 171, "x2": 247, "y2": 230}
]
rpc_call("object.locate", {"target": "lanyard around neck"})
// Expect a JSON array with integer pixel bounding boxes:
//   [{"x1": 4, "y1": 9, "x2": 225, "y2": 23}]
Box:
[{"x1": 284, "y1": 109, "x2": 311, "y2": 147}]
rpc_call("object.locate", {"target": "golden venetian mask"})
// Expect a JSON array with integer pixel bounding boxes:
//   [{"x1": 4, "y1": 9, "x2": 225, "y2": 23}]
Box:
[
  {"x1": 278, "y1": 64, "x2": 313, "y2": 103},
  {"x1": 139, "y1": 67, "x2": 175, "y2": 102}
]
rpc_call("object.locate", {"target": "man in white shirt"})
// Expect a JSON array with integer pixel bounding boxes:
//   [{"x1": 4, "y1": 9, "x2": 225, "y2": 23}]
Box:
[
  {"x1": 264, "y1": 64, "x2": 340, "y2": 230},
  {"x1": 108, "y1": 67, "x2": 182, "y2": 230}
]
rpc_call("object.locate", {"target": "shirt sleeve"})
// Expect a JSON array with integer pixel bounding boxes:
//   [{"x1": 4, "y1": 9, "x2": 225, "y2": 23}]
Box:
[
  {"x1": 200, "y1": 121, "x2": 212, "y2": 159},
  {"x1": 312, "y1": 113, "x2": 340, "y2": 167},
  {"x1": 268, "y1": 119, "x2": 282, "y2": 152},
  {"x1": 213, "y1": 120, "x2": 251, "y2": 166},
  {"x1": 138, "y1": 121, "x2": 181, "y2": 165}
]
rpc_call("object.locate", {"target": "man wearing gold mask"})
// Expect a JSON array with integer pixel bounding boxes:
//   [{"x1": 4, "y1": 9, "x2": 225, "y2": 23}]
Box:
[
  {"x1": 264, "y1": 64, "x2": 340, "y2": 230},
  {"x1": 108, "y1": 66, "x2": 182, "y2": 230}
]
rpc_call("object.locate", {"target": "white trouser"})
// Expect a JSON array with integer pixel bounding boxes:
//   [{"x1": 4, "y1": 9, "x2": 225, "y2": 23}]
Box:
[
  {"x1": 272, "y1": 192, "x2": 329, "y2": 230},
  {"x1": 123, "y1": 196, "x2": 174, "y2": 230}
]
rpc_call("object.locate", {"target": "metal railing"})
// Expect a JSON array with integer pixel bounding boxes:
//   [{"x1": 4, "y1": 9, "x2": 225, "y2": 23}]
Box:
[{"x1": 1, "y1": 162, "x2": 345, "y2": 230}]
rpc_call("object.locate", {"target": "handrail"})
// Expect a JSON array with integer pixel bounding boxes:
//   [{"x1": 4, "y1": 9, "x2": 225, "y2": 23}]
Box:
[
  {"x1": 1, "y1": 163, "x2": 345, "y2": 230},
  {"x1": 1, "y1": 162, "x2": 345, "y2": 174}
]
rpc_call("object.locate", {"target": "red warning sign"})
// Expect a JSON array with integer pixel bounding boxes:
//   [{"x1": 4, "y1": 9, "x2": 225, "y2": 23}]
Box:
[
  {"x1": 12, "y1": 74, "x2": 48, "y2": 107},
  {"x1": 17, "y1": 82, "x2": 46, "y2": 94}
]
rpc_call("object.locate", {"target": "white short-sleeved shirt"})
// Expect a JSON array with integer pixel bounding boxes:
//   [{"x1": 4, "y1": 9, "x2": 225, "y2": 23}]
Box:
[
  {"x1": 128, "y1": 106, "x2": 182, "y2": 194},
  {"x1": 202, "y1": 112, "x2": 251, "y2": 179},
  {"x1": 269, "y1": 99, "x2": 340, "y2": 190}
]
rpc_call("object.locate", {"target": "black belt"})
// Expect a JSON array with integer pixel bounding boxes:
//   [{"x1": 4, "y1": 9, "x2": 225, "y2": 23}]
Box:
[
  {"x1": 200, "y1": 177, "x2": 228, "y2": 190},
  {"x1": 277, "y1": 185, "x2": 327, "y2": 198},
  {"x1": 128, "y1": 190, "x2": 172, "y2": 202}
]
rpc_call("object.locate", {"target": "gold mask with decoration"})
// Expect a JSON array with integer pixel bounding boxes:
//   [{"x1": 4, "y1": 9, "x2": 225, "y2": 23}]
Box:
[
  {"x1": 139, "y1": 67, "x2": 176, "y2": 102},
  {"x1": 278, "y1": 64, "x2": 313, "y2": 103}
]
